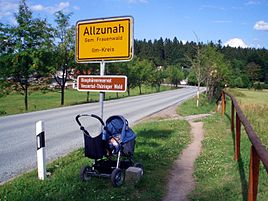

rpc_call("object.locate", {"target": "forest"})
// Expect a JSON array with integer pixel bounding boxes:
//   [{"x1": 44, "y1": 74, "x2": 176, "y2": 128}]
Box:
[{"x1": 1, "y1": 0, "x2": 268, "y2": 111}]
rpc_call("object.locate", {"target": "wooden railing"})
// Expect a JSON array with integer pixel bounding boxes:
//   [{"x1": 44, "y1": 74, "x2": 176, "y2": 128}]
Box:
[{"x1": 220, "y1": 90, "x2": 268, "y2": 201}]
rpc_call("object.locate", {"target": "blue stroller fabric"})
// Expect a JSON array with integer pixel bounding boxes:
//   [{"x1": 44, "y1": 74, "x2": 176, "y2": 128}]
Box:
[
  {"x1": 103, "y1": 116, "x2": 136, "y2": 143},
  {"x1": 103, "y1": 116, "x2": 136, "y2": 155}
]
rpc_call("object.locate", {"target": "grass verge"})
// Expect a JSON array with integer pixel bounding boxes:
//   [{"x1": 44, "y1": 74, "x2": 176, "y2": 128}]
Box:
[
  {"x1": 185, "y1": 92, "x2": 268, "y2": 201},
  {"x1": 177, "y1": 93, "x2": 216, "y2": 116},
  {"x1": 0, "y1": 119, "x2": 190, "y2": 201},
  {"x1": 0, "y1": 85, "x2": 173, "y2": 116}
]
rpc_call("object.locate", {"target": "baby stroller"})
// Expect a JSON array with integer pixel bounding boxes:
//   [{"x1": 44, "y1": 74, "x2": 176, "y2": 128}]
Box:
[{"x1": 75, "y1": 114, "x2": 143, "y2": 187}]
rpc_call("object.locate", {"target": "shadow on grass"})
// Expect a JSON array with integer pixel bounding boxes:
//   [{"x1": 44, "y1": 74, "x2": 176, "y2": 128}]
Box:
[
  {"x1": 225, "y1": 113, "x2": 248, "y2": 201},
  {"x1": 238, "y1": 156, "x2": 248, "y2": 201},
  {"x1": 137, "y1": 129, "x2": 173, "y2": 139},
  {"x1": 224, "y1": 113, "x2": 235, "y2": 153}
]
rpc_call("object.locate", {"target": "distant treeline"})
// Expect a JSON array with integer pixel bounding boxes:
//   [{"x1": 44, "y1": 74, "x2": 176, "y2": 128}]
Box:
[{"x1": 133, "y1": 37, "x2": 268, "y2": 87}]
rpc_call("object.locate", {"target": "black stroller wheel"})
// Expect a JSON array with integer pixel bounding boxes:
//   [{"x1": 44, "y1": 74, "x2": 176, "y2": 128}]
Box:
[
  {"x1": 111, "y1": 168, "x2": 124, "y2": 187},
  {"x1": 80, "y1": 165, "x2": 92, "y2": 181}
]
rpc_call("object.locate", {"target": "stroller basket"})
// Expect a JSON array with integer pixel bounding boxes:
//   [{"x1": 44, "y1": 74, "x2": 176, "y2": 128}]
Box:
[{"x1": 84, "y1": 133, "x2": 105, "y2": 159}]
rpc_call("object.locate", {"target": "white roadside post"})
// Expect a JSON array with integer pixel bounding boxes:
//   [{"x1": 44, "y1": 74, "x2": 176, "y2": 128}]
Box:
[{"x1": 36, "y1": 121, "x2": 46, "y2": 180}]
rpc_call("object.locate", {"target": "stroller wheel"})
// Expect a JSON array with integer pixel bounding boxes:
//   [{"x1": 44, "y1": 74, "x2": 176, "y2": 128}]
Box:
[
  {"x1": 111, "y1": 168, "x2": 124, "y2": 187},
  {"x1": 80, "y1": 165, "x2": 92, "y2": 181},
  {"x1": 134, "y1": 163, "x2": 144, "y2": 176}
]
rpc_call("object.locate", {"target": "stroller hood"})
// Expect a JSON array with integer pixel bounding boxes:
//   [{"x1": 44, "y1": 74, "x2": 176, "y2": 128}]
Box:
[{"x1": 105, "y1": 115, "x2": 136, "y2": 144}]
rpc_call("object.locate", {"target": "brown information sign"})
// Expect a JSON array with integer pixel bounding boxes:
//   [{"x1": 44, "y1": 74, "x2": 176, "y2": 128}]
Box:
[
  {"x1": 76, "y1": 16, "x2": 133, "y2": 63},
  {"x1": 77, "y1": 75, "x2": 127, "y2": 92}
]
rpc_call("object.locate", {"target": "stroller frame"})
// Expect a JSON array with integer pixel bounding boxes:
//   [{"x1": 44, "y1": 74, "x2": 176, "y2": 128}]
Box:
[{"x1": 75, "y1": 114, "x2": 142, "y2": 187}]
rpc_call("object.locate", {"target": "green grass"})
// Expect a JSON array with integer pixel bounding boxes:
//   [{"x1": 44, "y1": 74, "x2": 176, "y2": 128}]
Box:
[
  {"x1": 228, "y1": 88, "x2": 268, "y2": 105},
  {"x1": 185, "y1": 93, "x2": 268, "y2": 201},
  {"x1": 227, "y1": 88, "x2": 268, "y2": 149},
  {"x1": 0, "y1": 119, "x2": 190, "y2": 201},
  {"x1": 177, "y1": 94, "x2": 216, "y2": 116},
  {"x1": 0, "y1": 85, "x2": 172, "y2": 116}
]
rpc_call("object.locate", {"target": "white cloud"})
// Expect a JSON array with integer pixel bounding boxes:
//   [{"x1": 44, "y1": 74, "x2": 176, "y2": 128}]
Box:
[
  {"x1": 0, "y1": 1, "x2": 18, "y2": 19},
  {"x1": 57, "y1": 2, "x2": 70, "y2": 11},
  {"x1": 31, "y1": 4, "x2": 46, "y2": 11},
  {"x1": 245, "y1": 0, "x2": 261, "y2": 5},
  {"x1": 31, "y1": 2, "x2": 70, "y2": 13},
  {"x1": 73, "y1": 6, "x2": 80, "y2": 10},
  {"x1": 254, "y1": 20, "x2": 268, "y2": 31},
  {"x1": 224, "y1": 38, "x2": 249, "y2": 48},
  {"x1": 0, "y1": 1, "x2": 71, "y2": 19},
  {"x1": 181, "y1": 40, "x2": 187, "y2": 45},
  {"x1": 250, "y1": 38, "x2": 263, "y2": 48}
]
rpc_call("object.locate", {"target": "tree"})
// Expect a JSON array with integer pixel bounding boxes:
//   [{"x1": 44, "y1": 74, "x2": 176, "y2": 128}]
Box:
[
  {"x1": 0, "y1": 23, "x2": 14, "y2": 96},
  {"x1": 150, "y1": 66, "x2": 167, "y2": 92},
  {"x1": 245, "y1": 62, "x2": 262, "y2": 84},
  {"x1": 5, "y1": 0, "x2": 53, "y2": 110},
  {"x1": 127, "y1": 57, "x2": 153, "y2": 95},
  {"x1": 189, "y1": 43, "x2": 207, "y2": 107},
  {"x1": 52, "y1": 11, "x2": 75, "y2": 105},
  {"x1": 202, "y1": 45, "x2": 230, "y2": 101},
  {"x1": 167, "y1": 65, "x2": 184, "y2": 88},
  {"x1": 75, "y1": 63, "x2": 98, "y2": 102},
  {"x1": 152, "y1": 38, "x2": 165, "y2": 65}
]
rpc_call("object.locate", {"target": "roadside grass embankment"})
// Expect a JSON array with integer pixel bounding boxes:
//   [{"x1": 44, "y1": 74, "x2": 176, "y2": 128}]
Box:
[
  {"x1": 0, "y1": 119, "x2": 190, "y2": 201},
  {"x1": 0, "y1": 85, "x2": 173, "y2": 116},
  {"x1": 186, "y1": 89, "x2": 268, "y2": 201}
]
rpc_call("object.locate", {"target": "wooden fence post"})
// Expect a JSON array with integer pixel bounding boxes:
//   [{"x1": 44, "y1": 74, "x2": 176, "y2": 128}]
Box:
[
  {"x1": 247, "y1": 146, "x2": 260, "y2": 201},
  {"x1": 231, "y1": 101, "x2": 234, "y2": 132},
  {"x1": 235, "y1": 112, "x2": 241, "y2": 161},
  {"x1": 221, "y1": 91, "x2": 225, "y2": 117}
]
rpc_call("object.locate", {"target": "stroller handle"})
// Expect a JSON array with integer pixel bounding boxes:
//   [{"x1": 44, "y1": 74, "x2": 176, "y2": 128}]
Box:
[{"x1": 75, "y1": 114, "x2": 105, "y2": 129}]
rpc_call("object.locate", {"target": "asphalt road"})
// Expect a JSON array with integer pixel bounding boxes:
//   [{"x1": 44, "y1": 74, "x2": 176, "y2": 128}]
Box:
[{"x1": 0, "y1": 86, "x2": 201, "y2": 183}]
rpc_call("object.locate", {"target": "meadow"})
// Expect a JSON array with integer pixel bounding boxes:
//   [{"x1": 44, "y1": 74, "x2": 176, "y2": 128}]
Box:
[
  {"x1": 228, "y1": 88, "x2": 268, "y2": 149},
  {"x1": 0, "y1": 85, "x2": 172, "y2": 116}
]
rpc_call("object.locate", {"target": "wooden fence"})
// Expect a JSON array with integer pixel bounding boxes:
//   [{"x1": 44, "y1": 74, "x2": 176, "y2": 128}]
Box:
[{"x1": 220, "y1": 90, "x2": 268, "y2": 201}]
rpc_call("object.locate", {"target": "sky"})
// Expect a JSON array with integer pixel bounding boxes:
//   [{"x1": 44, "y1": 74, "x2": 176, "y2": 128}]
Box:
[{"x1": 1, "y1": 0, "x2": 268, "y2": 49}]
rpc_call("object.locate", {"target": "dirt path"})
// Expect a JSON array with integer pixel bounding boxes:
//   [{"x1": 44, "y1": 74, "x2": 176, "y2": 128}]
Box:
[
  {"x1": 142, "y1": 104, "x2": 208, "y2": 201},
  {"x1": 162, "y1": 120, "x2": 204, "y2": 201}
]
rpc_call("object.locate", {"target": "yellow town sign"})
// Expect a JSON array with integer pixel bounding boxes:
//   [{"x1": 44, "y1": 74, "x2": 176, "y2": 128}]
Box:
[{"x1": 76, "y1": 16, "x2": 133, "y2": 63}]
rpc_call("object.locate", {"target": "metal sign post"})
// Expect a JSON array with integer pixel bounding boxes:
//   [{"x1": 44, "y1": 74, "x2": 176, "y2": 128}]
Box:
[
  {"x1": 75, "y1": 16, "x2": 133, "y2": 125},
  {"x1": 100, "y1": 61, "x2": 105, "y2": 119}
]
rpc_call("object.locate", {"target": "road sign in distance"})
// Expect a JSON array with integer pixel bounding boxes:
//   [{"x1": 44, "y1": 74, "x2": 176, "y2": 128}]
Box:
[
  {"x1": 77, "y1": 75, "x2": 127, "y2": 92},
  {"x1": 76, "y1": 16, "x2": 133, "y2": 63}
]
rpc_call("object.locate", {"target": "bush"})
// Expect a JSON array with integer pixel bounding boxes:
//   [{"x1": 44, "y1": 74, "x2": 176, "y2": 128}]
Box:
[
  {"x1": 253, "y1": 82, "x2": 263, "y2": 90},
  {"x1": 0, "y1": 110, "x2": 6, "y2": 115}
]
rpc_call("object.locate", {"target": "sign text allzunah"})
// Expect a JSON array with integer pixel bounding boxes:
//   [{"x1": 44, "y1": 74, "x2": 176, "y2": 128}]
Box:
[
  {"x1": 76, "y1": 16, "x2": 133, "y2": 63},
  {"x1": 83, "y1": 23, "x2": 125, "y2": 36}
]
